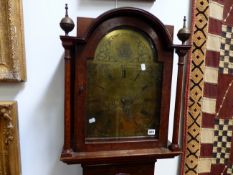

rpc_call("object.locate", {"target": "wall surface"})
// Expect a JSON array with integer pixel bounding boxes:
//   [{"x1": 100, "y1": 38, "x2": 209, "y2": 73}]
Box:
[{"x1": 0, "y1": 0, "x2": 190, "y2": 175}]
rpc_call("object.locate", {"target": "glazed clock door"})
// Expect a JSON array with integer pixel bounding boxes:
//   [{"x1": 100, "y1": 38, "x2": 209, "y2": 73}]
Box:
[
  {"x1": 86, "y1": 28, "x2": 163, "y2": 140},
  {"x1": 73, "y1": 12, "x2": 176, "y2": 152}
]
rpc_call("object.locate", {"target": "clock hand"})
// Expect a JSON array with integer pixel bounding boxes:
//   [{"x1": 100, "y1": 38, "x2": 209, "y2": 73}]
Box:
[
  {"x1": 120, "y1": 97, "x2": 133, "y2": 116},
  {"x1": 121, "y1": 65, "x2": 126, "y2": 78},
  {"x1": 133, "y1": 71, "x2": 141, "y2": 81}
]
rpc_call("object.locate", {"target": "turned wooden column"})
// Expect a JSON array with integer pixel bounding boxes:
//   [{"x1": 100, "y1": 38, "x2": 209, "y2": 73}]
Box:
[
  {"x1": 169, "y1": 45, "x2": 191, "y2": 151},
  {"x1": 60, "y1": 36, "x2": 75, "y2": 156}
]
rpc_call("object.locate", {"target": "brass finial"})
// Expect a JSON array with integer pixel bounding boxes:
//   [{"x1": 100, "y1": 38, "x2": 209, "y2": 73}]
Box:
[
  {"x1": 177, "y1": 16, "x2": 191, "y2": 44},
  {"x1": 65, "y1": 4, "x2": 68, "y2": 16},
  {"x1": 60, "y1": 4, "x2": 74, "y2": 36}
]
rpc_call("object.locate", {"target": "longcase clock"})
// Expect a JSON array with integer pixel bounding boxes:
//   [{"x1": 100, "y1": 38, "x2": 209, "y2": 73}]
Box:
[{"x1": 59, "y1": 6, "x2": 191, "y2": 175}]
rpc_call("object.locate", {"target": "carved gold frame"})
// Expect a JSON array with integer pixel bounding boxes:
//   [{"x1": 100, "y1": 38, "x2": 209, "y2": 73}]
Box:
[
  {"x1": 0, "y1": 101, "x2": 21, "y2": 175},
  {"x1": 0, "y1": 0, "x2": 26, "y2": 81}
]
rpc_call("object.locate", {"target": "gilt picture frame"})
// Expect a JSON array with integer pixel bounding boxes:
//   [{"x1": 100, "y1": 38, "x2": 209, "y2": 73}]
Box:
[
  {"x1": 0, "y1": 101, "x2": 21, "y2": 175},
  {"x1": 0, "y1": 0, "x2": 26, "y2": 81}
]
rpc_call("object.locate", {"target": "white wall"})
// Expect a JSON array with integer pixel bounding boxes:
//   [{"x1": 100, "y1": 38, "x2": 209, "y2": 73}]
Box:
[{"x1": 0, "y1": 0, "x2": 190, "y2": 175}]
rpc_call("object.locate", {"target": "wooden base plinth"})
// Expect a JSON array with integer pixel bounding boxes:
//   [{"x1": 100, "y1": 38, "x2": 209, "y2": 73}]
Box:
[{"x1": 82, "y1": 161, "x2": 156, "y2": 175}]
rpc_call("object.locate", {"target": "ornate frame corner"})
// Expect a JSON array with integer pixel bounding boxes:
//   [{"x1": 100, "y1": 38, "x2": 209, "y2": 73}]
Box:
[
  {"x1": 0, "y1": 101, "x2": 21, "y2": 175},
  {"x1": 0, "y1": 0, "x2": 26, "y2": 82}
]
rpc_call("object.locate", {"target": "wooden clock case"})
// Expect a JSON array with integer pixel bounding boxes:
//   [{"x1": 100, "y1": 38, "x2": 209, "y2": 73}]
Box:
[{"x1": 60, "y1": 7, "x2": 191, "y2": 175}]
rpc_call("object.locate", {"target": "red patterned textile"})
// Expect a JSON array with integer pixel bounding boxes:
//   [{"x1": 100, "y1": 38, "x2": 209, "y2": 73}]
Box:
[{"x1": 182, "y1": 0, "x2": 233, "y2": 174}]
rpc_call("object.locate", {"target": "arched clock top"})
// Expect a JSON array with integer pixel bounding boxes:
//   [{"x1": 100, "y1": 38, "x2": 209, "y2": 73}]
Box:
[{"x1": 79, "y1": 7, "x2": 173, "y2": 49}]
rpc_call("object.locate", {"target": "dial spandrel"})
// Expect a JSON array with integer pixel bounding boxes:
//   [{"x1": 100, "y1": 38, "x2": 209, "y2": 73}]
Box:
[{"x1": 86, "y1": 28, "x2": 162, "y2": 139}]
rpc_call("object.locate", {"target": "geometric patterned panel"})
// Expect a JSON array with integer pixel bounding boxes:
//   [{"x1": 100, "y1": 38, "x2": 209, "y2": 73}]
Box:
[
  {"x1": 219, "y1": 25, "x2": 233, "y2": 75},
  {"x1": 182, "y1": 0, "x2": 233, "y2": 175},
  {"x1": 212, "y1": 118, "x2": 233, "y2": 164},
  {"x1": 182, "y1": 0, "x2": 209, "y2": 174}
]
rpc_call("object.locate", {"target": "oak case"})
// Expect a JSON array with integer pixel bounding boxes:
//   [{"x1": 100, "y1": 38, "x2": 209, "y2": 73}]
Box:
[{"x1": 60, "y1": 7, "x2": 190, "y2": 175}]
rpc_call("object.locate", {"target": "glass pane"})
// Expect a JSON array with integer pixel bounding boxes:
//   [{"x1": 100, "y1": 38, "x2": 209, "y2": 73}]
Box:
[{"x1": 86, "y1": 28, "x2": 162, "y2": 139}]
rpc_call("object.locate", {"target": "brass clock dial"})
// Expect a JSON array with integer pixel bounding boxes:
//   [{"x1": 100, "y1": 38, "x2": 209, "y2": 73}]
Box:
[{"x1": 86, "y1": 28, "x2": 163, "y2": 139}]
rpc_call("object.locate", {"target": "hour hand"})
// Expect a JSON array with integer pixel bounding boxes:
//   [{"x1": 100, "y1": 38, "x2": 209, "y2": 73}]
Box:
[
  {"x1": 133, "y1": 71, "x2": 141, "y2": 81},
  {"x1": 120, "y1": 97, "x2": 133, "y2": 116},
  {"x1": 121, "y1": 66, "x2": 126, "y2": 78}
]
